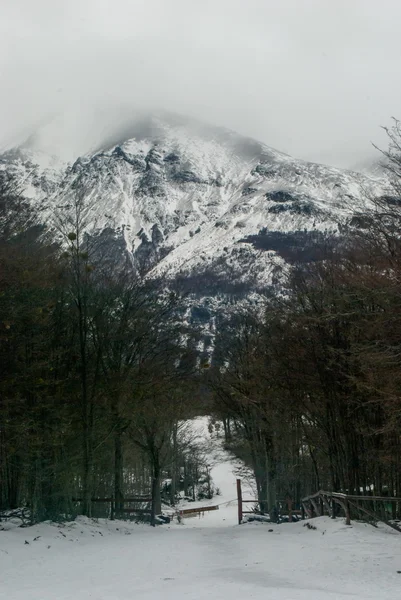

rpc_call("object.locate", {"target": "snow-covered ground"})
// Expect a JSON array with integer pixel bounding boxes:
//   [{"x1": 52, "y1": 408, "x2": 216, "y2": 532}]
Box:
[
  {"x1": 1, "y1": 513, "x2": 400, "y2": 599},
  {"x1": 171, "y1": 417, "x2": 257, "y2": 526},
  {"x1": 1, "y1": 420, "x2": 400, "y2": 599}
]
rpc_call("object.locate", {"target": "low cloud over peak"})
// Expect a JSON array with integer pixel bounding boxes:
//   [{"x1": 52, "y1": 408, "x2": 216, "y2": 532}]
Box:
[{"x1": 1, "y1": 0, "x2": 400, "y2": 168}]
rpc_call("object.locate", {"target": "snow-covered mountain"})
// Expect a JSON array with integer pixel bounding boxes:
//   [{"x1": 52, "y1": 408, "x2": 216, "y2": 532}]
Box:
[{"x1": 0, "y1": 112, "x2": 387, "y2": 285}]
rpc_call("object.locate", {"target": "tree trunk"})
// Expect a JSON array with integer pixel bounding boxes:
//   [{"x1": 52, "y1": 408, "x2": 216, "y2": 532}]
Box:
[
  {"x1": 6, "y1": 453, "x2": 20, "y2": 510},
  {"x1": 114, "y1": 429, "x2": 124, "y2": 513},
  {"x1": 170, "y1": 423, "x2": 178, "y2": 506},
  {"x1": 82, "y1": 417, "x2": 93, "y2": 517},
  {"x1": 151, "y1": 458, "x2": 162, "y2": 525},
  {"x1": 183, "y1": 461, "x2": 189, "y2": 497},
  {"x1": 266, "y1": 454, "x2": 277, "y2": 516}
]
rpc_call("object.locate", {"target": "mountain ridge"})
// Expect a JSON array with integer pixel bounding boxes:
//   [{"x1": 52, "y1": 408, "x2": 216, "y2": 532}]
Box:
[{"x1": 0, "y1": 112, "x2": 387, "y2": 285}]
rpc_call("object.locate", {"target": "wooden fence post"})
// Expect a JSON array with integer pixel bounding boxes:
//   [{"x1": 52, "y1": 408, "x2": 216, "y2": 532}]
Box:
[
  {"x1": 287, "y1": 496, "x2": 293, "y2": 523},
  {"x1": 151, "y1": 478, "x2": 158, "y2": 527},
  {"x1": 237, "y1": 479, "x2": 243, "y2": 525},
  {"x1": 344, "y1": 498, "x2": 351, "y2": 525},
  {"x1": 310, "y1": 497, "x2": 320, "y2": 516},
  {"x1": 321, "y1": 494, "x2": 331, "y2": 516}
]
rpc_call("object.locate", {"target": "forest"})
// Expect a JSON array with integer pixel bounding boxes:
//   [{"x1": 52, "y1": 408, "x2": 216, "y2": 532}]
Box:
[
  {"x1": 1, "y1": 122, "x2": 401, "y2": 525},
  {"x1": 210, "y1": 122, "x2": 401, "y2": 514},
  {"x1": 0, "y1": 185, "x2": 209, "y2": 523}
]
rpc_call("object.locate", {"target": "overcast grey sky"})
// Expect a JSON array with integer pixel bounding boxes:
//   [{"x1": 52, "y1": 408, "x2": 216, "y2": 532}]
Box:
[{"x1": 1, "y1": 0, "x2": 401, "y2": 167}]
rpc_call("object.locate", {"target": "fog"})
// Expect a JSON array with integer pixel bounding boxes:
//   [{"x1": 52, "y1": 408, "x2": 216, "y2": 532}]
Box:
[{"x1": 1, "y1": 0, "x2": 401, "y2": 167}]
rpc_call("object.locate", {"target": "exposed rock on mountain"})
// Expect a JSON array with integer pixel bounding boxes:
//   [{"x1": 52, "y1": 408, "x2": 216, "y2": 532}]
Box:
[{"x1": 0, "y1": 112, "x2": 387, "y2": 285}]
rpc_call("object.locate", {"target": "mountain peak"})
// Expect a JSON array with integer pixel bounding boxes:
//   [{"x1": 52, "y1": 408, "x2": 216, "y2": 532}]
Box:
[
  {"x1": 0, "y1": 112, "x2": 388, "y2": 286},
  {"x1": 13, "y1": 109, "x2": 289, "y2": 166}
]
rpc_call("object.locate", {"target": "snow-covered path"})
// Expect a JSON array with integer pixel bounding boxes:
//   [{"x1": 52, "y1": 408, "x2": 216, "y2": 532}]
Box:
[
  {"x1": 1, "y1": 515, "x2": 401, "y2": 600},
  {"x1": 1, "y1": 420, "x2": 400, "y2": 599}
]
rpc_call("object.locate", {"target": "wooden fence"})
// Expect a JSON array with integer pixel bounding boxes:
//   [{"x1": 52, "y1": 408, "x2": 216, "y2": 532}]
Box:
[
  {"x1": 177, "y1": 505, "x2": 219, "y2": 518},
  {"x1": 72, "y1": 497, "x2": 220, "y2": 523},
  {"x1": 236, "y1": 479, "x2": 298, "y2": 524},
  {"x1": 72, "y1": 497, "x2": 152, "y2": 521},
  {"x1": 301, "y1": 490, "x2": 401, "y2": 532}
]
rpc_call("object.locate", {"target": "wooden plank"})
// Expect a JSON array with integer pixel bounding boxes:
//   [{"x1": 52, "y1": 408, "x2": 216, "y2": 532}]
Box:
[
  {"x1": 347, "y1": 499, "x2": 401, "y2": 533},
  {"x1": 303, "y1": 501, "x2": 313, "y2": 519},
  {"x1": 72, "y1": 497, "x2": 152, "y2": 503},
  {"x1": 237, "y1": 478, "x2": 243, "y2": 525},
  {"x1": 301, "y1": 490, "x2": 326, "y2": 501},
  {"x1": 332, "y1": 497, "x2": 351, "y2": 525},
  {"x1": 118, "y1": 508, "x2": 152, "y2": 514},
  {"x1": 343, "y1": 494, "x2": 401, "y2": 502},
  {"x1": 310, "y1": 497, "x2": 321, "y2": 517},
  {"x1": 179, "y1": 505, "x2": 219, "y2": 515},
  {"x1": 344, "y1": 498, "x2": 351, "y2": 525},
  {"x1": 302, "y1": 491, "x2": 401, "y2": 503},
  {"x1": 321, "y1": 494, "x2": 332, "y2": 516},
  {"x1": 72, "y1": 498, "x2": 113, "y2": 503}
]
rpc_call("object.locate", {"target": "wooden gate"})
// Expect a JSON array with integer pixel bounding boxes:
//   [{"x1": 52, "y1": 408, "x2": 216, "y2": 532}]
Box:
[{"x1": 236, "y1": 479, "x2": 301, "y2": 524}]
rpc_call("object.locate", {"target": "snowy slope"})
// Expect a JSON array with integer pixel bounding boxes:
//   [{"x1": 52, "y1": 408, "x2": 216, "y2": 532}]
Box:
[
  {"x1": 1, "y1": 418, "x2": 400, "y2": 599},
  {"x1": 174, "y1": 417, "x2": 256, "y2": 527},
  {"x1": 1, "y1": 500, "x2": 400, "y2": 599},
  {"x1": 0, "y1": 112, "x2": 388, "y2": 284}
]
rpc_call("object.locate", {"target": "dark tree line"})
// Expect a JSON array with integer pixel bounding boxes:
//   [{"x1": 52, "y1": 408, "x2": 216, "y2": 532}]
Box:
[
  {"x1": 0, "y1": 188, "x2": 206, "y2": 523},
  {"x1": 209, "y1": 122, "x2": 401, "y2": 515}
]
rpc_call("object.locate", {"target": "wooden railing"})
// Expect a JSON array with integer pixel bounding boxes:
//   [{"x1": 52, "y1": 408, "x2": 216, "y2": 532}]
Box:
[
  {"x1": 177, "y1": 505, "x2": 219, "y2": 517},
  {"x1": 301, "y1": 490, "x2": 401, "y2": 532},
  {"x1": 72, "y1": 497, "x2": 220, "y2": 523},
  {"x1": 72, "y1": 497, "x2": 152, "y2": 520}
]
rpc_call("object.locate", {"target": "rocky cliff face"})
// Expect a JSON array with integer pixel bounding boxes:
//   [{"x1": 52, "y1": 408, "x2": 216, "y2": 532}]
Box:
[{"x1": 0, "y1": 112, "x2": 386, "y2": 287}]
